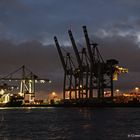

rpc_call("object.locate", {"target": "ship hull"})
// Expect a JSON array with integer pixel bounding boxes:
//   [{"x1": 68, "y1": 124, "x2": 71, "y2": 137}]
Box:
[{"x1": 0, "y1": 96, "x2": 23, "y2": 107}]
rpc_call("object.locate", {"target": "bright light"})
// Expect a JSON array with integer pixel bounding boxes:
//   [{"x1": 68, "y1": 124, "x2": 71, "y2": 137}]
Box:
[
  {"x1": 135, "y1": 87, "x2": 139, "y2": 93},
  {"x1": 0, "y1": 89, "x2": 5, "y2": 95},
  {"x1": 80, "y1": 85, "x2": 82, "y2": 88},
  {"x1": 40, "y1": 80, "x2": 45, "y2": 83},
  {"x1": 52, "y1": 92, "x2": 56, "y2": 96},
  {"x1": 29, "y1": 80, "x2": 32, "y2": 83},
  {"x1": 116, "y1": 89, "x2": 120, "y2": 92},
  {"x1": 48, "y1": 80, "x2": 52, "y2": 83},
  {"x1": 18, "y1": 92, "x2": 24, "y2": 97},
  {"x1": 3, "y1": 93, "x2": 10, "y2": 103}
]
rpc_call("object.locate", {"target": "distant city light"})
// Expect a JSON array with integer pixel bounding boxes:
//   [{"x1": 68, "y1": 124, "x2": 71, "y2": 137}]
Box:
[
  {"x1": 80, "y1": 85, "x2": 82, "y2": 88},
  {"x1": 40, "y1": 80, "x2": 45, "y2": 83},
  {"x1": 0, "y1": 89, "x2": 5, "y2": 95},
  {"x1": 116, "y1": 89, "x2": 120, "y2": 92},
  {"x1": 135, "y1": 87, "x2": 139, "y2": 93},
  {"x1": 52, "y1": 92, "x2": 56, "y2": 96}
]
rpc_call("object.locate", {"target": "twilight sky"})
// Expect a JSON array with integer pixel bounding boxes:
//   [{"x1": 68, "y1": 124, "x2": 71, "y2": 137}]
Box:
[{"x1": 0, "y1": 0, "x2": 140, "y2": 98}]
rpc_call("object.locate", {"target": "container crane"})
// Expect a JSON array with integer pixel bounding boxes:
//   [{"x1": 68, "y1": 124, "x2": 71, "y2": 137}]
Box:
[
  {"x1": 68, "y1": 30, "x2": 87, "y2": 98},
  {"x1": 54, "y1": 37, "x2": 76, "y2": 99},
  {"x1": 0, "y1": 65, "x2": 51, "y2": 103},
  {"x1": 54, "y1": 26, "x2": 128, "y2": 101}
]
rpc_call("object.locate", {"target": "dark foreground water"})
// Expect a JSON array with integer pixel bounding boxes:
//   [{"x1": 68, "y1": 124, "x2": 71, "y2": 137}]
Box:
[{"x1": 0, "y1": 107, "x2": 139, "y2": 140}]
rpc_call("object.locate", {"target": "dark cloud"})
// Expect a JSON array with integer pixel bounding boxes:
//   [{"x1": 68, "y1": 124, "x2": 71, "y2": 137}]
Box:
[{"x1": 0, "y1": 0, "x2": 139, "y2": 43}]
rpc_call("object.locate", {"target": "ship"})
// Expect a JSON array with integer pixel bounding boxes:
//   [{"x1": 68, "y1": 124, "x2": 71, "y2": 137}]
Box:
[{"x1": 0, "y1": 83, "x2": 24, "y2": 107}]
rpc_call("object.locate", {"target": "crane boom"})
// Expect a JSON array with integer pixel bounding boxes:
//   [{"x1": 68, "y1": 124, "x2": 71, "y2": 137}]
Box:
[
  {"x1": 68, "y1": 30, "x2": 83, "y2": 70},
  {"x1": 54, "y1": 36, "x2": 66, "y2": 71},
  {"x1": 82, "y1": 26, "x2": 94, "y2": 67},
  {"x1": 83, "y1": 26, "x2": 94, "y2": 98}
]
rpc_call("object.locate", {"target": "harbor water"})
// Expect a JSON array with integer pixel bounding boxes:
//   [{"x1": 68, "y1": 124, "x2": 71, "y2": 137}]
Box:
[{"x1": 0, "y1": 107, "x2": 139, "y2": 140}]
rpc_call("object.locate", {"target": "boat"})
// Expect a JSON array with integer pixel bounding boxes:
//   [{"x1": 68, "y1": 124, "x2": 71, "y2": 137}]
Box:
[
  {"x1": 4, "y1": 95, "x2": 24, "y2": 107},
  {"x1": 0, "y1": 83, "x2": 24, "y2": 107}
]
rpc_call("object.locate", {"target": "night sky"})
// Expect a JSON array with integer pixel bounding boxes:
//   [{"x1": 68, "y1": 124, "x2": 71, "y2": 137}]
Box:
[{"x1": 0, "y1": 0, "x2": 140, "y2": 98}]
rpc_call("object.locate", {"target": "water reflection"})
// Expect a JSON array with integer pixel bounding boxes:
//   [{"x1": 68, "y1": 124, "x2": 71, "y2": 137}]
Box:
[{"x1": 0, "y1": 107, "x2": 139, "y2": 139}]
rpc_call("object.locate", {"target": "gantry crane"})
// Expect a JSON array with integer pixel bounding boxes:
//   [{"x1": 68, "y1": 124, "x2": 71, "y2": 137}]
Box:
[
  {"x1": 54, "y1": 37, "x2": 76, "y2": 99},
  {"x1": 0, "y1": 65, "x2": 51, "y2": 103},
  {"x1": 54, "y1": 26, "x2": 128, "y2": 100}
]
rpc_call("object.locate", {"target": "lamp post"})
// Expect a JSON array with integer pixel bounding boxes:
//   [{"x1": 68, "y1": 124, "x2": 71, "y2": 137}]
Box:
[
  {"x1": 116, "y1": 89, "x2": 120, "y2": 96},
  {"x1": 116, "y1": 89, "x2": 119, "y2": 92},
  {"x1": 52, "y1": 92, "x2": 56, "y2": 99},
  {"x1": 50, "y1": 92, "x2": 57, "y2": 105},
  {"x1": 135, "y1": 87, "x2": 139, "y2": 93}
]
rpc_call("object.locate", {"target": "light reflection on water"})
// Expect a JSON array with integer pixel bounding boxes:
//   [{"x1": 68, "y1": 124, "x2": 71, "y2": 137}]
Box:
[{"x1": 0, "y1": 107, "x2": 139, "y2": 140}]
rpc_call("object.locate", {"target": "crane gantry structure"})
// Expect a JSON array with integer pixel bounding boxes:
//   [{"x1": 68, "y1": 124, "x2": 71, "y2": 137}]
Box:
[
  {"x1": 0, "y1": 65, "x2": 51, "y2": 103},
  {"x1": 54, "y1": 26, "x2": 128, "y2": 100}
]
